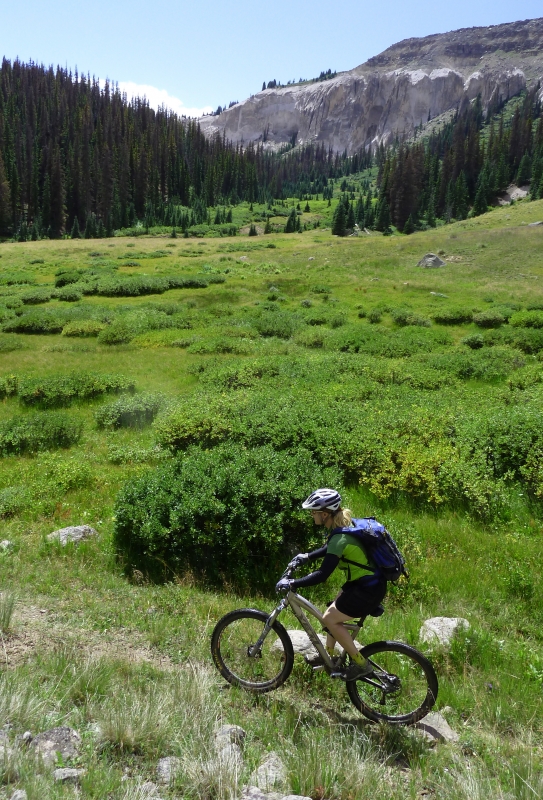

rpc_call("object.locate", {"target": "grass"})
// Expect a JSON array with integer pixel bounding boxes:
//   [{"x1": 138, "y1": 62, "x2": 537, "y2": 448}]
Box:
[{"x1": 0, "y1": 198, "x2": 543, "y2": 797}]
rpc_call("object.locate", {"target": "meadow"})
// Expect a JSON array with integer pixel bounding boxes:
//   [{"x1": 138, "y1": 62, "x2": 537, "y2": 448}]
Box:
[{"x1": 0, "y1": 195, "x2": 543, "y2": 799}]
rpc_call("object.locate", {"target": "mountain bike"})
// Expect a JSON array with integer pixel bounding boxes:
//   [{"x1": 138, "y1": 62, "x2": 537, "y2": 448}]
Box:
[{"x1": 211, "y1": 562, "x2": 438, "y2": 725}]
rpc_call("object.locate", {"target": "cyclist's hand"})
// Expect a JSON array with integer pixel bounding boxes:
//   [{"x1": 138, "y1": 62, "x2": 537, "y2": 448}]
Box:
[
  {"x1": 275, "y1": 578, "x2": 292, "y2": 594},
  {"x1": 288, "y1": 553, "x2": 309, "y2": 569}
]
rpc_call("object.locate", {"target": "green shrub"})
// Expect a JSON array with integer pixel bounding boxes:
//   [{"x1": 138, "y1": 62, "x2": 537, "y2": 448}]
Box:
[
  {"x1": 113, "y1": 444, "x2": 342, "y2": 587},
  {"x1": 328, "y1": 325, "x2": 451, "y2": 357},
  {"x1": 56, "y1": 286, "x2": 82, "y2": 302},
  {"x1": 473, "y1": 310, "x2": 505, "y2": 328},
  {"x1": 254, "y1": 309, "x2": 302, "y2": 338},
  {"x1": 367, "y1": 309, "x2": 382, "y2": 324},
  {"x1": 55, "y1": 269, "x2": 85, "y2": 288},
  {"x1": 294, "y1": 328, "x2": 329, "y2": 348},
  {"x1": 423, "y1": 346, "x2": 525, "y2": 380},
  {"x1": 18, "y1": 372, "x2": 135, "y2": 407},
  {"x1": 95, "y1": 393, "x2": 166, "y2": 429},
  {"x1": 0, "y1": 335, "x2": 23, "y2": 353},
  {"x1": 186, "y1": 337, "x2": 253, "y2": 355},
  {"x1": 310, "y1": 285, "x2": 331, "y2": 294},
  {"x1": 3, "y1": 309, "x2": 68, "y2": 334},
  {"x1": 391, "y1": 308, "x2": 431, "y2": 327},
  {"x1": 0, "y1": 486, "x2": 27, "y2": 517},
  {"x1": 0, "y1": 272, "x2": 35, "y2": 286},
  {"x1": 432, "y1": 307, "x2": 473, "y2": 325},
  {"x1": 484, "y1": 327, "x2": 543, "y2": 354},
  {"x1": 0, "y1": 412, "x2": 82, "y2": 455},
  {"x1": 509, "y1": 310, "x2": 543, "y2": 329},
  {"x1": 20, "y1": 288, "x2": 52, "y2": 305},
  {"x1": 462, "y1": 333, "x2": 484, "y2": 349},
  {"x1": 0, "y1": 375, "x2": 18, "y2": 399},
  {"x1": 62, "y1": 320, "x2": 106, "y2": 337}
]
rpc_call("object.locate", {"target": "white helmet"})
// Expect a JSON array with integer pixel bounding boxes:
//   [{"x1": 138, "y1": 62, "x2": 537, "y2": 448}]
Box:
[{"x1": 302, "y1": 488, "x2": 342, "y2": 512}]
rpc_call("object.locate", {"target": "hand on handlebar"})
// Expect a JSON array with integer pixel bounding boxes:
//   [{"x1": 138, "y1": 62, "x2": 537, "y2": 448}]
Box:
[
  {"x1": 288, "y1": 553, "x2": 309, "y2": 569},
  {"x1": 275, "y1": 578, "x2": 292, "y2": 594}
]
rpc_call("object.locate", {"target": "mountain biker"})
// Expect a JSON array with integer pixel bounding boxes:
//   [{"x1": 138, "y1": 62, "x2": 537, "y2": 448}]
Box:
[{"x1": 275, "y1": 488, "x2": 387, "y2": 681}]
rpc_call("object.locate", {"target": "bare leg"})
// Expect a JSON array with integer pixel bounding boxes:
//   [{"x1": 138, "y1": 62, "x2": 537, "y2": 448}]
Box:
[{"x1": 322, "y1": 603, "x2": 360, "y2": 660}]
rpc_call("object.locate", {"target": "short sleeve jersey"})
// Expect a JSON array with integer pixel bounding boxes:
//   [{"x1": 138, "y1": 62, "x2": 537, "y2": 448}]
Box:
[{"x1": 326, "y1": 532, "x2": 375, "y2": 584}]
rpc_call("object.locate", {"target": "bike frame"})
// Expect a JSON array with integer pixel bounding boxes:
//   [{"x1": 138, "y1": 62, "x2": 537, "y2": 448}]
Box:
[{"x1": 250, "y1": 588, "x2": 361, "y2": 672}]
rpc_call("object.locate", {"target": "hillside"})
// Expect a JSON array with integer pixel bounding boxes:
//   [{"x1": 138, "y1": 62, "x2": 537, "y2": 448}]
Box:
[
  {"x1": 0, "y1": 195, "x2": 542, "y2": 797},
  {"x1": 199, "y1": 17, "x2": 543, "y2": 153}
]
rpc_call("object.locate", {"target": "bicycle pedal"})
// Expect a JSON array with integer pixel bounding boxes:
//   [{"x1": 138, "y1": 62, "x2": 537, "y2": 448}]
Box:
[{"x1": 312, "y1": 665, "x2": 325, "y2": 672}]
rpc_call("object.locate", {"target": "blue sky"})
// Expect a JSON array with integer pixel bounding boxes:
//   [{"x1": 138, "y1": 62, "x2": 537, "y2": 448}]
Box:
[{"x1": 3, "y1": 1, "x2": 542, "y2": 116}]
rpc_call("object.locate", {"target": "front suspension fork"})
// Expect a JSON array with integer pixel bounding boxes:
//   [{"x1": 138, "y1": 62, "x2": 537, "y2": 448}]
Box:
[{"x1": 247, "y1": 599, "x2": 287, "y2": 658}]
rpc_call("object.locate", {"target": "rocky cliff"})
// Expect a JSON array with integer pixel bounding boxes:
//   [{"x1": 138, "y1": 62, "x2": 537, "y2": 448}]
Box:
[{"x1": 199, "y1": 17, "x2": 543, "y2": 154}]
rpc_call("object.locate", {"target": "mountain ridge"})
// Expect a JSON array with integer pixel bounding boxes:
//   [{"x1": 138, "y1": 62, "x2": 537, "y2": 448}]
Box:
[{"x1": 199, "y1": 17, "x2": 543, "y2": 154}]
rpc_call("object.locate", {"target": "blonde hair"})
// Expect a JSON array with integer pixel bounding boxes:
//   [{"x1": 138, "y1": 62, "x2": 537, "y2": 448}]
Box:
[{"x1": 330, "y1": 507, "x2": 352, "y2": 528}]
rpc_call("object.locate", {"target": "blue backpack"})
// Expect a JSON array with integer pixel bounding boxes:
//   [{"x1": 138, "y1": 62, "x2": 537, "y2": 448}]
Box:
[{"x1": 329, "y1": 517, "x2": 408, "y2": 583}]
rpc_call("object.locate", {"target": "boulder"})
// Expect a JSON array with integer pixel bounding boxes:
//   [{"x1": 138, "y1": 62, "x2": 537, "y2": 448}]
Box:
[
  {"x1": 415, "y1": 712, "x2": 459, "y2": 743},
  {"x1": 140, "y1": 781, "x2": 163, "y2": 798},
  {"x1": 250, "y1": 752, "x2": 287, "y2": 791},
  {"x1": 10, "y1": 791, "x2": 27, "y2": 800},
  {"x1": 53, "y1": 768, "x2": 86, "y2": 784},
  {"x1": 276, "y1": 630, "x2": 339, "y2": 663},
  {"x1": 528, "y1": 221, "x2": 543, "y2": 226},
  {"x1": 30, "y1": 726, "x2": 81, "y2": 767},
  {"x1": 281, "y1": 796, "x2": 313, "y2": 800},
  {"x1": 156, "y1": 756, "x2": 182, "y2": 785},
  {"x1": 214, "y1": 724, "x2": 245, "y2": 767},
  {"x1": 46, "y1": 525, "x2": 98, "y2": 546},
  {"x1": 417, "y1": 253, "x2": 446, "y2": 268},
  {"x1": 240, "y1": 788, "x2": 283, "y2": 800},
  {"x1": 0, "y1": 540, "x2": 13, "y2": 551},
  {"x1": 420, "y1": 617, "x2": 469, "y2": 647}
]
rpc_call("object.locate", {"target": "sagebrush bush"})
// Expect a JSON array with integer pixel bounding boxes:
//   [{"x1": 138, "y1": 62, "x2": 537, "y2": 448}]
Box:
[
  {"x1": 432, "y1": 307, "x2": 473, "y2": 325},
  {"x1": 509, "y1": 310, "x2": 543, "y2": 328},
  {"x1": 0, "y1": 411, "x2": 82, "y2": 455},
  {"x1": 3, "y1": 309, "x2": 69, "y2": 334},
  {"x1": 62, "y1": 320, "x2": 106, "y2": 337},
  {"x1": 473, "y1": 310, "x2": 505, "y2": 328},
  {"x1": 20, "y1": 288, "x2": 52, "y2": 305},
  {"x1": 113, "y1": 444, "x2": 342, "y2": 586},
  {"x1": 95, "y1": 393, "x2": 166, "y2": 429},
  {"x1": 56, "y1": 286, "x2": 82, "y2": 302},
  {"x1": 18, "y1": 372, "x2": 135, "y2": 407}
]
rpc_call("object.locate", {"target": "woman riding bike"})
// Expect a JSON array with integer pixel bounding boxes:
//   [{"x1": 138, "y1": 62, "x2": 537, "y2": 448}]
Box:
[{"x1": 275, "y1": 488, "x2": 387, "y2": 681}]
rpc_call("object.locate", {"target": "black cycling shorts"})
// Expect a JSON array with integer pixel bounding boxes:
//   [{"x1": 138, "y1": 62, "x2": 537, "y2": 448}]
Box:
[{"x1": 334, "y1": 577, "x2": 387, "y2": 619}]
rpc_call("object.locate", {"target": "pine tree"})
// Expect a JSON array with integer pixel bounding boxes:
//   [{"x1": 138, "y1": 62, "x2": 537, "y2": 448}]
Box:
[
  {"x1": 426, "y1": 193, "x2": 436, "y2": 227},
  {"x1": 264, "y1": 218, "x2": 272, "y2": 234},
  {"x1": 346, "y1": 202, "x2": 355, "y2": 230},
  {"x1": 70, "y1": 217, "x2": 81, "y2": 238},
  {"x1": 403, "y1": 214, "x2": 415, "y2": 234},
  {"x1": 331, "y1": 201, "x2": 347, "y2": 236},
  {"x1": 374, "y1": 198, "x2": 391, "y2": 232},
  {"x1": 284, "y1": 208, "x2": 297, "y2": 233},
  {"x1": 249, "y1": 223, "x2": 258, "y2": 236},
  {"x1": 304, "y1": 201, "x2": 310, "y2": 212},
  {"x1": 516, "y1": 152, "x2": 531, "y2": 186},
  {"x1": 0, "y1": 152, "x2": 11, "y2": 236}
]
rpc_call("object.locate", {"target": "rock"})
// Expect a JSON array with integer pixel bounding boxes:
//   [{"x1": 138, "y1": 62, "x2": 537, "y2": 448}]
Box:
[
  {"x1": 277, "y1": 630, "x2": 336, "y2": 663},
  {"x1": 430, "y1": 292, "x2": 448, "y2": 298},
  {"x1": 240, "y1": 788, "x2": 284, "y2": 800},
  {"x1": 215, "y1": 724, "x2": 246, "y2": 749},
  {"x1": 420, "y1": 617, "x2": 469, "y2": 647},
  {"x1": 528, "y1": 221, "x2": 543, "y2": 226},
  {"x1": 217, "y1": 742, "x2": 243, "y2": 766},
  {"x1": 415, "y1": 712, "x2": 459, "y2": 743},
  {"x1": 156, "y1": 756, "x2": 182, "y2": 785},
  {"x1": 10, "y1": 791, "x2": 27, "y2": 800},
  {"x1": 140, "y1": 781, "x2": 163, "y2": 797},
  {"x1": 53, "y1": 768, "x2": 86, "y2": 784},
  {"x1": 46, "y1": 525, "x2": 99, "y2": 546},
  {"x1": 308, "y1": 257, "x2": 315, "y2": 261},
  {"x1": 281, "y1": 796, "x2": 313, "y2": 800},
  {"x1": 250, "y1": 752, "x2": 287, "y2": 791},
  {"x1": 417, "y1": 253, "x2": 446, "y2": 268},
  {"x1": 0, "y1": 540, "x2": 13, "y2": 551},
  {"x1": 30, "y1": 726, "x2": 81, "y2": 767}
]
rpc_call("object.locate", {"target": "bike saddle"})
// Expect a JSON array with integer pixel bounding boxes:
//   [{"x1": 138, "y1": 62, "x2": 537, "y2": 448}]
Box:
[{"x1": 356, "y1": 604, "x2": 385, "y2": 626}]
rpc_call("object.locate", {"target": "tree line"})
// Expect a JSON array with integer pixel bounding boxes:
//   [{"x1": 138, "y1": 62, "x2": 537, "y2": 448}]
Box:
[
  {"x1": 373, "y1": 87, "x2": 543, "y2": 233},
  {"x1": 0, "y1": 59, "x2": 366, "y2": 239}
]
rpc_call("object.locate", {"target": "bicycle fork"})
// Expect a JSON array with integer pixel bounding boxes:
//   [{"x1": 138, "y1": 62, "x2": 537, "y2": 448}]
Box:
[{"x1": 247, "y1": 598, "x2": 288, "y2": 658}]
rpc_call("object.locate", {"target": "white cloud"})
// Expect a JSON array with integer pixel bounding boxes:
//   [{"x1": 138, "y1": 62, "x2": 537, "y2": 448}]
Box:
[{"x1": 100, "y1": 79, "x2": 212, "y2": 118}]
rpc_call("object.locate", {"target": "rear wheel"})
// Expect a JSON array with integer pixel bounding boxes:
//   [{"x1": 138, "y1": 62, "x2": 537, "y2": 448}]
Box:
[
  {"x1": 346, "y1": 641, "x2": 438, "y2": 724},
  {"x1": 211, "y1": 608, "x2": 294, "y2": 693}
]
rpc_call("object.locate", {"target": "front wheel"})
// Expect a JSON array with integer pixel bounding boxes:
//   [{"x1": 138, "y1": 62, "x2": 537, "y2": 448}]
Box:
[
  {"x1": 346, "y1": 641, "x2": 438, "y2": 725},
  {"x1": 211, "y1": 608, "x2": 294, "y2": 693}
]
